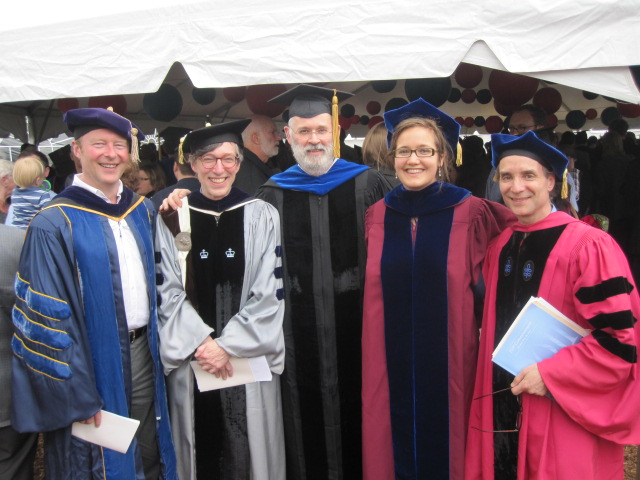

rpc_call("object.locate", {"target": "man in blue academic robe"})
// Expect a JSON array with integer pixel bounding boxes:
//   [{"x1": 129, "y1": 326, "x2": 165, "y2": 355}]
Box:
[{"x1": 11, "y1": 107, "x2": 177, "y2": 479}]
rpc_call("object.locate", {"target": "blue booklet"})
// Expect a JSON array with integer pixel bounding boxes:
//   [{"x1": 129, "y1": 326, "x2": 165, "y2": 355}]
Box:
[{"x1": 492, "y1": 297, "x2": 589, "y2": 376}]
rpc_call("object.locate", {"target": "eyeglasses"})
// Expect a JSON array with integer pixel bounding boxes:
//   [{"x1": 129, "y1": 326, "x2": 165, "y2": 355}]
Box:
[
  {"x1": 199, "y1": 156, "x2": 238, "y2": 169},
  {"x1": 394, "y1": 147, "x2": 438, "y2": 158},
  {"x1": 471, "y1": 387, "x2": 522, "y2": 433},
  {"x1": 508, "y1": 125, "x2": 537, "y2": 134},
  {"x1": 292, "y1": 128, "x2": 332, "y2": 139}
]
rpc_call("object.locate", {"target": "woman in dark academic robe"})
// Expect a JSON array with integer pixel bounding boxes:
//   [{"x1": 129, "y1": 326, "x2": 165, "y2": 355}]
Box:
[
  {"x1": 361, "y1": 99, "x2": 514, "y2": 480},
  {"x1": 155, "y1": 120, "x2": 285, "y2": 480}
]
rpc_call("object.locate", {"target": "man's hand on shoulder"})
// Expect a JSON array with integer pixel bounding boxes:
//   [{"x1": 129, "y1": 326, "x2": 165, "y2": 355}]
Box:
[{"x1": 160, "y1": 188, "x2": 191, "y2": 212}]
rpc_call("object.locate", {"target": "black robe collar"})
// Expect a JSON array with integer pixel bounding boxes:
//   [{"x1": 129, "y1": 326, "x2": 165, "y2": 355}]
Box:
[{"x1": 188, "y1": 187, "x2": 251, "y2": 212}]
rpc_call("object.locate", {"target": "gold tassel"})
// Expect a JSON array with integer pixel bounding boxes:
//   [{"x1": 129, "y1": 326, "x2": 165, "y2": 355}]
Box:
[
  {"x1": 332, "y1": 89, "x2": 340, "y2": 159},
  {"x1": 561, "y1": 168, "x2": 569, "y2": 199},
  {"x1": 130, "y1": 127, "x2": 140, "y2": 164},
  {"x1": 178, "y1": 136, "x2": 186, "y2": 164},
  {"x1": 456, "y1": 142, "x2": 463, "y2": 167}
]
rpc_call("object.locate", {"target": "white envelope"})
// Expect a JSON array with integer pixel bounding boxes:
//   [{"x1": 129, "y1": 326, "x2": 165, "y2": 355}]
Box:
[
  {"x1": 190, "y1": 356, "x2": 272, "y2": 392},
  {"x1": 71, "y1": 410, "x2": 140, "y2": 454}
]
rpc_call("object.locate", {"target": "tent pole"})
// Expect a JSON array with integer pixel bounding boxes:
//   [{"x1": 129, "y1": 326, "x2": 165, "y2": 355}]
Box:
[{"x1": 32, "y1": 100, "x2": 55, "y2": 146}]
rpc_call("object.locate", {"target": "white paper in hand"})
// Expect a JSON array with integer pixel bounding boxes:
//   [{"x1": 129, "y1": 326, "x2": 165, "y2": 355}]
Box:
[
  {"x1": 191, "y1": 356, "x2": 272, "y2": 392},
  {"x1": 71, "y1": 410, "x2": 140, "y2": 454}
]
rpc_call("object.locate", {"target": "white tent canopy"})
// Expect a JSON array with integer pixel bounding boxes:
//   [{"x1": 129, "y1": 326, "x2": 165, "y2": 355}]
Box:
[{"x1": 0, "y1": 0, "x2": 638, "y2": 142}]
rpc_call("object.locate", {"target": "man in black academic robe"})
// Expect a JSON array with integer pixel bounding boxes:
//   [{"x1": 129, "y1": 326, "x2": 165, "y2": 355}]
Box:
[{"x1": 257, "y1": 85, "x2": 390, "y2": 480}]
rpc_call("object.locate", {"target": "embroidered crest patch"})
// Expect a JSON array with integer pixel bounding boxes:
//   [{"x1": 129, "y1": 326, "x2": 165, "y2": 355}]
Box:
[{"x1": 523, "y1": 260, "x2": 534, "y2": 281}]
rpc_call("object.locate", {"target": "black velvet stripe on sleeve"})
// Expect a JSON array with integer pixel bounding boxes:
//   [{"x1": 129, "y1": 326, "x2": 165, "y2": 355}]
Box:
[
  {"x1": 576, "y1": 277, "x2": 635, "y2": 304},
  {"x1": 592, "y1": 330, "x2": 638, "y2": 363},
  {"x1": 588, "y1": 310, "x2": 637, "y2": 330}
]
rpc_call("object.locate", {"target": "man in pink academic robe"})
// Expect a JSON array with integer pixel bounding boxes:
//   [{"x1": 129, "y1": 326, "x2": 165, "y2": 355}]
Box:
[{"x1": 466, "y1": 131, "x2": 640, "y2": 480}]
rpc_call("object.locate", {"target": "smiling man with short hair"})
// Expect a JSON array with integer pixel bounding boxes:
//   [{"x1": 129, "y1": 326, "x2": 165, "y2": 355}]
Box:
[
  {"x1": 11, "y1": 107, "x2": 177, "y2": 479},
  {"x1": 466, "y1": 130, "x2": 640, "y2": 479}
]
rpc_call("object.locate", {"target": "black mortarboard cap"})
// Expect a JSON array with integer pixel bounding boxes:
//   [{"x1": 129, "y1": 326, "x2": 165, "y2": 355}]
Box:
[
  {"x1": 160, "y1": 127, "x2": 192, "y2": 154},
  {"x1": 268, "y1": 84, "x2": 353, "y2": 119},
  {"x1": 179, "y1": 119, "x2": 251, "y2": 163}
]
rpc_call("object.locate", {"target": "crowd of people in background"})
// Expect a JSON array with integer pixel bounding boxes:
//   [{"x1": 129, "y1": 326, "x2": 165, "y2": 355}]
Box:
[{"x1": 1, "y1": 88, "x2": 640, "y2": 480}]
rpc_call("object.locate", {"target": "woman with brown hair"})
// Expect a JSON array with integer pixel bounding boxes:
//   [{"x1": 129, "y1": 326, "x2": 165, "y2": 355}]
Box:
[{"x1": 361, "y1": 98, "x2": 514, "y2": 480}]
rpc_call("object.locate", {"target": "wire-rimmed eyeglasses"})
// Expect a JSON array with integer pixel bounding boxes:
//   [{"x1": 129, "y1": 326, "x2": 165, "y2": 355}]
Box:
[{"x1": 471, "y1": 387, "x2": 522, "y2": 433}]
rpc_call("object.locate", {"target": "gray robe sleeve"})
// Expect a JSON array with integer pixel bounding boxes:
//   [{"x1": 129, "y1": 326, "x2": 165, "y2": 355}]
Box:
[{"x1": 155, "y1": 212, "x2": 213, "y2": 375}]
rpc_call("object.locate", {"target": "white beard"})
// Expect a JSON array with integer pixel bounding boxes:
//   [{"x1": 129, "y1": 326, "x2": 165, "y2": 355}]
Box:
[
  {"x1": 291, "y1": 140, "x2": 335, "y2": 176},
  {"x1": 260, "y1": 136, "x2": 279, "y2": 158}
]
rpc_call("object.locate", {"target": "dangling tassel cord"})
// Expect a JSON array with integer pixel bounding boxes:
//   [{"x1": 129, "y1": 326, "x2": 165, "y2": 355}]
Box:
[{"x1": 332, "y1": 89, "x2": 340, "y2": 159}]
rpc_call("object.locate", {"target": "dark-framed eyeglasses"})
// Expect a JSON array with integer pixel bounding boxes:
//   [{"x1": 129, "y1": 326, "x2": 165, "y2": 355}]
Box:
[
  {"x1": 199, "y1": 156, "x2": 238, "y2": 169},
  {"x1": 508, "y1": 125, "x2": 537, "y2": 134},
  {"x1": 471, "y1": 387, "x2": 522, "y2": 434},
  {"x1": 394, "y1": 147, "x2": 438, "y2": 158}
]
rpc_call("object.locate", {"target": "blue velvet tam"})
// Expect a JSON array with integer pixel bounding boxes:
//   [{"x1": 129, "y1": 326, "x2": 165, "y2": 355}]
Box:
[
  {"x1": 268, "y1": 84, "x2": 353, "y2": 118},
  {"x1": 383, "y1": 98, "x2": 460, "y2": 155},
  {"x1": 63, "y1": 108, "x2": 144, "y2": 141},
  {"x1": 491, "y1": 130, "x2": 569, "y2": 180}
]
